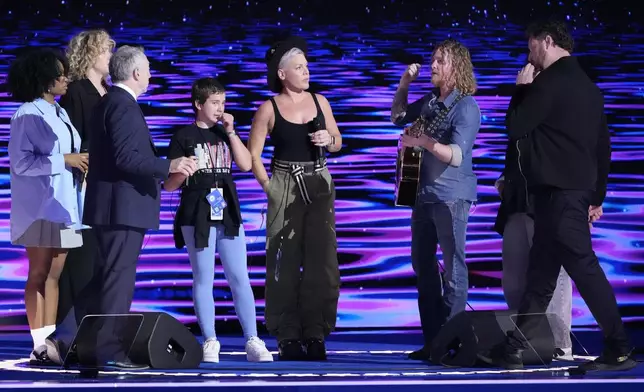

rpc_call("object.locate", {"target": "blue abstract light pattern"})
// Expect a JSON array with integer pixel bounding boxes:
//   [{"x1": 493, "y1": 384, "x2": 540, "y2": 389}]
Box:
[{"x1": 0, "y1": 0, "x2": 642, "y2": 334}]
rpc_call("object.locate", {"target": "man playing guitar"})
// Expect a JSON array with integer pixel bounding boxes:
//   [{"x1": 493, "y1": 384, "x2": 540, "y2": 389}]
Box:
[{"x1": 391, "y1": 38, "x2": 481, "y2": 361}]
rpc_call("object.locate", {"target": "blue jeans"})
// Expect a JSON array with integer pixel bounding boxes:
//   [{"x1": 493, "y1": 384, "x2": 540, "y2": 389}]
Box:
[
  {"x1": 411, "y1": 199, "x2": 471, "y2": 346},
  {"x1": 181, "y1": 225, "x2": 258, "y2": 340}
]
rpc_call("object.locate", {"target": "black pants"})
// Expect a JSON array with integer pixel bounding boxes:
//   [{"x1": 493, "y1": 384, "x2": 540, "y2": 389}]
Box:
[
  {"x1": 56, "y1": 229, "x2": 98, "y2": 341},
  {"x1": 82, "y1": 225, "x2": 146, "y2": 363},
  {"x1": 510, "y1": 189, "x2": 630, "y2": 355}
]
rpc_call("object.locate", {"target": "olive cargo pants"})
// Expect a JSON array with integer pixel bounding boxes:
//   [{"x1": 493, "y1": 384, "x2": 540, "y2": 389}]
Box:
[{"x1": 264, "y1": 161, "x2": 340, "y2": 342}]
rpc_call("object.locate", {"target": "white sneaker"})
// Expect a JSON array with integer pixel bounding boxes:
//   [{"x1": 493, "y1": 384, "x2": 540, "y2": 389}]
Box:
[
  {"x1": 554, "y1": 347, "x2": 574, "y2": 361},
  {"x1": 202, "y1": 338, "x2": 221, "y2": 363},
  {"x1": 245, "y1": 336, "x2": 273, "y2": 362}
]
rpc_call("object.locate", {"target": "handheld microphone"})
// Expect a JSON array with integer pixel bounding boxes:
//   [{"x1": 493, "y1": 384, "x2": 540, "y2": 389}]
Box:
[
  {"x1": 186, "y1": 138, "x2": 196, "y2": 157},
  {"x1": 185, "y1": 138, "x2": 196, "y2": 186},
  {"x1": 311, "y1": 117, "x2": 325, "y2": 160},
  {"x1": 75, "y1": 147, "x2": 89, "y2": 186}
]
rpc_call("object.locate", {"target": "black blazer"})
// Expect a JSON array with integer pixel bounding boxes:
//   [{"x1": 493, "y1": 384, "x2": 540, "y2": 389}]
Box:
[
  {"x1": 504, "y1": 56, "x2": 611, "y2": 206},
  {"x1": 58, "y1": 78, "x2": 106, "y2": 152},
  {"x1": 83, "y1": 86, "x2": 171, "y2": 230},
  {"x1": 493, "y1": 85, "x2": 534, "y2": 235}
]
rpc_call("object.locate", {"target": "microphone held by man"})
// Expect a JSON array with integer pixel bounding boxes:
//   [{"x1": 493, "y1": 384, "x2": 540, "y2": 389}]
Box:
[{"x1": 170, "y1": 153, "x2": 198, "y2": 177}]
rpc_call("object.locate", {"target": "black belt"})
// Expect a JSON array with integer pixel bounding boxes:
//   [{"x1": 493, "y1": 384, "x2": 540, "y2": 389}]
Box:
[{"x1": 272, "y1": 158, "x2": 326, "y2": 205}]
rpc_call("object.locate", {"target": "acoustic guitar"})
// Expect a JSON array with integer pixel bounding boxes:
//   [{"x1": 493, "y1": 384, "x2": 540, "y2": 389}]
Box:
[
  {"x1": 394, "y1": 93, "x2": 466, "y2": 207},
  {"x1": 394, "y1": 118, "x2": 427, "y2": 207}
]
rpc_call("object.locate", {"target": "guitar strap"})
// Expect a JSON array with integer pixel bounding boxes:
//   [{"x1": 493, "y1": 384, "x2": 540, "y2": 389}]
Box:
[{"x1": 421, "y1": 92, "x2": 467, "y2": 137}]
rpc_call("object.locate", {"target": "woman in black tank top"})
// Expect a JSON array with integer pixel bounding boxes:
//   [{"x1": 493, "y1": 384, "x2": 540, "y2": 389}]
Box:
[{"x1": 248, "y1": 36, "x2": 343, "y2": 361}]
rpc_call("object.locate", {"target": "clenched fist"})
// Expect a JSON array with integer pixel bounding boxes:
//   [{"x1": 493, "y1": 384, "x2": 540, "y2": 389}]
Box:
[
  {"x1": 309, "y1": 129, "x2": 332, "y2": 146},
  {"x1": 169, "y1": 156, "x2": 198, "y2": 177},
  {"x1": 220, "y1": 112, "x2": 234, "y2": 132},
  {"x1": 516, "y1": 64, "x2": 536, "y2": 85},
  {"x1": 400, "y1": 63, "x2": 421, "y2": 86},
  {"x1": 64, "y1": 153, "x2": 89, "y2": 172}
]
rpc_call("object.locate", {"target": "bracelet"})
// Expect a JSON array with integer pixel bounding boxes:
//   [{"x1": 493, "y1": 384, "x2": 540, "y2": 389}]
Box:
[
  {"x1": 227, "y1": 130, "x2": 236, "y2": 137},
  {"x1": 330, "y1": 135, "x2": 336, "y2": 146}
]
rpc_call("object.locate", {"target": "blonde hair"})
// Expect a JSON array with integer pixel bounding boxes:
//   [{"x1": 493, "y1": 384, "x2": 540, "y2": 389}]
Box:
[
  {"x1": 278, "y1": 47, "x2": 305, "y2": 69},
  {"x1": 434, "y1": 39, "x2": 477, "y2": 95},
  {"x1": 66, "y1": 29, "x2": 116, "y2": 82}
]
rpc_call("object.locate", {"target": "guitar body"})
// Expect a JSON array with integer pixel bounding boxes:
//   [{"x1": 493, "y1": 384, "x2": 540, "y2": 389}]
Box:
[
  {"x1": 393, "y1": 93, "x2": 465, "y2": 207},
  {"x1": 395, "y1": 144, "x2": 422, "y2": 207},
  {"x1": 395, "y1": 119, "x2": 427, "y2": 207}
]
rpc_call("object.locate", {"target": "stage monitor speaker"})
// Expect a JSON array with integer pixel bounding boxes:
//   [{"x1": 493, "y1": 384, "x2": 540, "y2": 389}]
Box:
[
  {"x1": 128, "y1": 312, "x2": 203, "y2": 369},
  {"x1": 73, "y1": 312, "x2": 202, "y2": 369},
  {"x1": 430, "y1": 310, "x2": 555, "y2": 367}
]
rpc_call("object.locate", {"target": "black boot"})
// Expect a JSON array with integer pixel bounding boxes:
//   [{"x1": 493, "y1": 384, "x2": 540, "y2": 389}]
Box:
[
  {"x1": 408, "y1": 346, "x2": 431, "y2": 360},
  {"x1": 278, "y1": 339, "x2": 306, "y2": 361},
  {"x1": 304, "y1": 338, "x2": 327, "y2": 361}
]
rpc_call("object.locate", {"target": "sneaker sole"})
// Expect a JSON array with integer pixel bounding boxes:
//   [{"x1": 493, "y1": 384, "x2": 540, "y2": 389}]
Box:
[
  {"x1": 247, "y1": 353, "x2": 274, "y2": 362},
  {"x1": 202, "y1": 356, "x2": 220, "y2": 363}
]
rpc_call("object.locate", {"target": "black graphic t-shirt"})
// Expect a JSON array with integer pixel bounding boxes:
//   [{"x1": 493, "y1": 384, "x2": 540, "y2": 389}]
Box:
[{"x1": 167, "y1": 123, "x2": 242, "y2": 249}]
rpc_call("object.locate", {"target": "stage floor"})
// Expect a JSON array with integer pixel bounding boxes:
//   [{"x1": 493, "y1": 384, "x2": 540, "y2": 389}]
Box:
[{"x1": 0, "y1": 331, "x2": 642, "y2": 391}]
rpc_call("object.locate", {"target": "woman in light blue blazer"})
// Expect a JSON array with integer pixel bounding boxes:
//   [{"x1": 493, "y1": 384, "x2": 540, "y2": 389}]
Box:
[{"x1": 7, "y1": 48, "x2": 89, "y2": 363}]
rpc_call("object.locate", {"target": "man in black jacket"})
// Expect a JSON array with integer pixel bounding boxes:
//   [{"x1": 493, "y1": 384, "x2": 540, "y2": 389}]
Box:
[{"x1": 479, "y1": 20, "x2": 635, "y2": 372}]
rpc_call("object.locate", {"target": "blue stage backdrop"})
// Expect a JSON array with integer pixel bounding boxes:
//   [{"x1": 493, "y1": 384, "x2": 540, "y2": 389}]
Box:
[{"x1": 0, "y1": 0, "x2": 642, "y2": 333}]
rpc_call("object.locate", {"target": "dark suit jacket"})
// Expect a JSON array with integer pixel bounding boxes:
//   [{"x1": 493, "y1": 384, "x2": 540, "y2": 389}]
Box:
[
  {"x1": 83, "y1": 86, "x2": 171, "y2": 230},
  {"x1": 493, "y1": 86, "x2": 534, "y2": 235},
  {"x1": 504, "y1": 56, "x2": 611, "y2": 206}
]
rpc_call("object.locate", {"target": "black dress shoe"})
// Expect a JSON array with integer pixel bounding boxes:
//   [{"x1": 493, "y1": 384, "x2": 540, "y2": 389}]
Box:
[
  {"x1": 105, "y1": 359, "x2": 149, "y2": 370},
  {"x1": 477, "y1": 343, "x2": 524, "y2": 370},
  {"x1": 304, "y1": 338, "x2": 327, "y2": 361},
  {"x1": 278, "y1": 339, "x2": 306, "y2": 361},
  {"x1": 572, "y1": 349, "x2": 637, "y2": 374},
  {"x1": 408, "y1": 346, "x2": 431, "y2": 361},
  {"x1": 476, "y1": 342, "x2": 523, "y2": 370}
]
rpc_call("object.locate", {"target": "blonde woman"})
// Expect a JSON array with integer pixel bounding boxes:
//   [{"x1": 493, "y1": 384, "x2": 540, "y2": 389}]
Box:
[
  {"x1": 48, "y1": 29, "x2": 115, "y2": 364},
  {"x1": 61, "y1": 29, "x2": 114, "y2": 149}
]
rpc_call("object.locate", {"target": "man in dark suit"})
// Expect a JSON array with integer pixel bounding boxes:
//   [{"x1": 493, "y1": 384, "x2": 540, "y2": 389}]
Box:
[
  {"x1": 478, "y1": 20, "x2": 635, "y2": 372},
  {"x1": 46, "y1": 45, "x2": 196, "y2": 368}
]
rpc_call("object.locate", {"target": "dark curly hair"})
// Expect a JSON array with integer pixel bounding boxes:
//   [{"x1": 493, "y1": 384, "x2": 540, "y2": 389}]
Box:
[
  {"x1": 191, "y1": 77, "x2": 226, "y2": 114},
  {"x1": 7, "y1": 47, "x2": 69, "y2": 103},
  {"x1": 525, "y1": 19, "x2": 574, "y2": 53}
]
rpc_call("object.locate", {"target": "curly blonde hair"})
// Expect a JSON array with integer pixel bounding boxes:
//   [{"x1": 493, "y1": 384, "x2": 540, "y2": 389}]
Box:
[
  {"x1": 66, "y1": 29, "x2": 115, "y2": 82},
  {"x1": 434, "y1": 39, "x2": 477, "y2": 95}
]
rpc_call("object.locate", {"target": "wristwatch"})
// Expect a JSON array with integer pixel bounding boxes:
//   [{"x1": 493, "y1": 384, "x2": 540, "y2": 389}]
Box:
[{"x1": 227, "y1": 129, "x2": 236, "y2": 137}]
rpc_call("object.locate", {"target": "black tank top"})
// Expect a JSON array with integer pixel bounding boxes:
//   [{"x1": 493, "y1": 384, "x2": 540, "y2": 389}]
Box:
[{"x1": 269, "y1": 92, "x2": 326, "y2": 162}]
